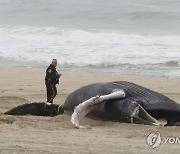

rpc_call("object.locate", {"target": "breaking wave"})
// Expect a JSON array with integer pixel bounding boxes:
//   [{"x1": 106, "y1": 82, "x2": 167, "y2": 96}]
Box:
[{"x1": 0, "y1": 26, "x2": 180, "y2": 78}]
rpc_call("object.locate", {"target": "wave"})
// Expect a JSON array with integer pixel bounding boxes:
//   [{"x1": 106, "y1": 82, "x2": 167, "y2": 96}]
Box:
[
  {"x1": 164, "y1": 60, "x2": 179, "y2": 67},
  {"x1": 0, "y1": 26, "x2": 180, "y2": 78}
]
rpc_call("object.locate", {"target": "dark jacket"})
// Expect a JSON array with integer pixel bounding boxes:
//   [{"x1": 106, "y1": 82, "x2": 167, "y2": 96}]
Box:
[{"x1": 45, "y1": 64, "x2": 60, "y2": 84}]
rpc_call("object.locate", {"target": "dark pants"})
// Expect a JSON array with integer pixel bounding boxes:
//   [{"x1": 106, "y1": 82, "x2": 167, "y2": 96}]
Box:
[{"x1": 45, "y1": 82, "x2": 57, "y2": 103}]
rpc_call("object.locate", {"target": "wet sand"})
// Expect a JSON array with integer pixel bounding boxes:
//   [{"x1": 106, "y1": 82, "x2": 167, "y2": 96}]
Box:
[{"x1": 0, "y1": 66, "x2": 180, "y2": 154}]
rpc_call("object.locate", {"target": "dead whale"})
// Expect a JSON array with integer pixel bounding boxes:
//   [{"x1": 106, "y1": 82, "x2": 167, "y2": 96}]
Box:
[
  {"x1": 64, "y1": 81, "x2": 180, "y2": 127},
  {"x1": 4, "y1": 81, "x2": 180, "y2": 127}
]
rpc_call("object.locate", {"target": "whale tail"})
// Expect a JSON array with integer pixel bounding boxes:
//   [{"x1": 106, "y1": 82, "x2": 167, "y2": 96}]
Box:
[
  {"x1": 4, "y1": 102, "x2": 64, "y2": 116},
  {"x1": 4, "y1": 103, "x2": 38, "y2": 115}
]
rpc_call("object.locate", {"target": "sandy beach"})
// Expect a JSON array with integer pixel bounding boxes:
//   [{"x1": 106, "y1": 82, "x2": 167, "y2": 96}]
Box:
[{"x1": 0, "y1": 66, "x2": 180, "y2": 154}]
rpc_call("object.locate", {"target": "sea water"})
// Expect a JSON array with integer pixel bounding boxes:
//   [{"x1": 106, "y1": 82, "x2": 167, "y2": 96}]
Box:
[{"x1": 0, "y1": 0, "x2": 180, "y2": 78}]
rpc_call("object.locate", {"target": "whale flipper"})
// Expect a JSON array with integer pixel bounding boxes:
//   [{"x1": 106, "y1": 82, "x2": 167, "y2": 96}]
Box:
[{"x1": 71, "y1": 90, "x2": 125, "y2": 128}]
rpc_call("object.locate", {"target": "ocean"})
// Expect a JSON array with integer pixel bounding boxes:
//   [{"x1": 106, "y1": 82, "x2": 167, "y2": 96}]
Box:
[{"x1": 0, "y1": 0, "x2": 180, "y2": 78}]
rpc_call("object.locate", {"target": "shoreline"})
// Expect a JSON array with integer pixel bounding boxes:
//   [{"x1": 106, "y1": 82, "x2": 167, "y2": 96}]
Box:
[
  {"x1": 1, "y1": 64, "x2": 180, "y2": 78},
  {"x1": 0, "y1": 66, "x2": 180, "y2": 101},
  {"x1": 0, "y1": 63, "x2": 180, "y2": 79}
]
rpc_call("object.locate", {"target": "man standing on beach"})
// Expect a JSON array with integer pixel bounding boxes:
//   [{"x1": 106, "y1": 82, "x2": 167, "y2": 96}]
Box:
[{"x1": 45, "y1": 59, "x2": 62, "y2": 103}]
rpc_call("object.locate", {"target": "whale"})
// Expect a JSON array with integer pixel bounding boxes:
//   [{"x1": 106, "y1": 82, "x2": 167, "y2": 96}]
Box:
[
  {"x1": 63, "y1": 81, "x2": 180, "y2": 127},
  {"x1": 4, "y1": 81, "x2": 180, "y2": 127}
]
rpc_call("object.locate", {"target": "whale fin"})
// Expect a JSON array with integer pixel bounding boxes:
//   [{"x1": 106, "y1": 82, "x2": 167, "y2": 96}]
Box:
[
  {"x1": 71, "y1": 90, "x2": 125, "y2": 129},
  {"x1": 131, "y1": 104, "x2": 162, "y2": 126}
]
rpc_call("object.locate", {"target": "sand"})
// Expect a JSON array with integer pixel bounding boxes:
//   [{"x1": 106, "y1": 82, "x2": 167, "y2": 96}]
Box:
[{"x1": 0, "y1": 66, "x2": 180, "y2": 154}]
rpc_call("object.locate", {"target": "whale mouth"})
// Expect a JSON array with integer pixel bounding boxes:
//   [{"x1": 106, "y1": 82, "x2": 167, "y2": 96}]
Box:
[{"x1": 132, "y1": 104, "x2": 163, "y2": 126}]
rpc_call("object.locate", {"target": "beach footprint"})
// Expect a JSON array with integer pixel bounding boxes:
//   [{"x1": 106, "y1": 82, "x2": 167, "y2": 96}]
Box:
[{"x1": 0, "y1": 116, "x2": 16, "y2": 124}]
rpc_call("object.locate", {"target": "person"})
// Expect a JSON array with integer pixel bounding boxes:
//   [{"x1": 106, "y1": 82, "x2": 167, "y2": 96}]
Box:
[{"x1": 45, "y1": 59, "x2": 62, "y2": 103}]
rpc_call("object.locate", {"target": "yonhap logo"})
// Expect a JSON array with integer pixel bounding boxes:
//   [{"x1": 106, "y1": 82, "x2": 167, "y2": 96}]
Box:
[
  {"x1": 146, "y1": 132, "x2": 180, "y2": 149},
  {"x1": 147, "y1": 132, "x2": 161, "y2": 148}
]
